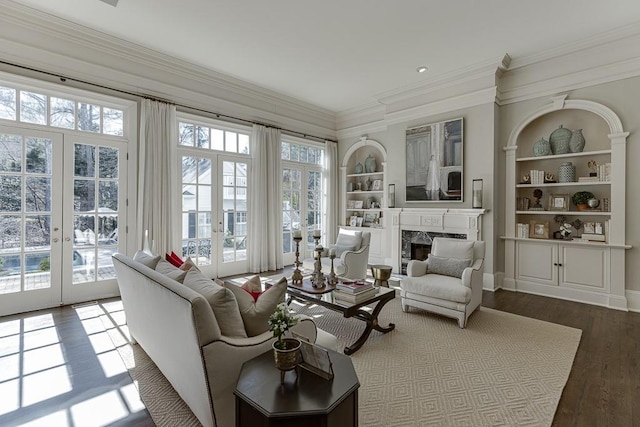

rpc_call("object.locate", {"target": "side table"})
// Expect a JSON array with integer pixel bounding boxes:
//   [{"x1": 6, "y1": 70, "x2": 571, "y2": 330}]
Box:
[
  {"x1": 371, "y1": 264, "x2": 392, "y2": 288},
  {"x1": 234, "y1": 349, "x2": 359, "y2": 427}
]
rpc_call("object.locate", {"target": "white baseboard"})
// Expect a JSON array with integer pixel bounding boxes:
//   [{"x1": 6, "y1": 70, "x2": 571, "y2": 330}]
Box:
[
  {"x1": 626, "y1": 290, "x2": 640, "y2": 312},
  {"x1": 484, "y1": 272, "x2": 503, "y2": 292}
]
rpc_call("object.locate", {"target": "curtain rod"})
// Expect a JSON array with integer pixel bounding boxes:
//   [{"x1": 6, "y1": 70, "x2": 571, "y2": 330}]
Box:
[{"x1": 0, "y1": 60, "x2": 338, "y2": 144}]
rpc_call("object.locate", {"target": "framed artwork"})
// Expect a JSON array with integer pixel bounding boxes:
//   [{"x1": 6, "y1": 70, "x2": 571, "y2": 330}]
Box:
[
  {"x1": 363, "y1": 212, "x2": 379, "y2": 227},
  {"x1": 347, "y1": 200, "x2": 356, "y2": 209},
  {"x1": 548, "y1": 194, "x2": 569, "y2": 211},
  {"x1": 356, "y1": 217, "x2": 364, "y2": 227},
  {"x1": 349, "y1": 216, "x2": 358, "y2": 227},
  {"x1": 529, "y1": 220, "x2": 549, "y2": 239},
  {"x1": 372, "y1": 179, "x2": 382, "y2": 191},
  {"x1": 405, "y1": 117, "x2": 463, "y2": 202},
  {"x1": 354, "y1": 200, "x2": 363, "y2": 209}
]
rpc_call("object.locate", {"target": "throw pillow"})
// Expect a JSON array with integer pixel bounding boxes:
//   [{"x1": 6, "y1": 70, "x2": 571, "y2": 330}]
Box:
[
  {"x1": 133, "y1": 250, "x2": 161, "y2": 269},
  {"x1": 182, "y1": 270, "x2": 247, "y2": 338},
  {"x1": 433, "y1": 239, "x2": 474, "y2": 261},
  {"x1": 427, "y1": 255, "x2": 472, "y2": 279},
  {"x1": 165, "y1": 253, "x2": 183, "y2": 268},
  {"x1": 226, "y1": 277, "x2": 288, "y2": 337},
  {"x1": 179, "y1": 257, "x2": 200, "y2": 272},
  {"x1": 327, "y1": 243, "x2": 357, "y2": 257},
  {"x1": 240, "y1": 275, "x2": 264, "y2": 301},
  {"x1": 335, "y1": 229, "x2": 363, "y2": 250},
  {"x1": 155, "y1": 259, "x2": 188, "y2": 283}
]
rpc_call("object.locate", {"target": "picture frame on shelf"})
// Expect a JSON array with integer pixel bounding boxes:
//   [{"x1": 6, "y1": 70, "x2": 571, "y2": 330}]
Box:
[
  {"x1": 548, "y1": 194, "x2": 569, "y2": 211},
  {"x1": 356, "y1": 217, "x2": 364, "y2": 227},
  {"x1": 363, "y1": 212, "x2": 379, "y2": 227},
  {"x1": 529, "y1": 220, "x2": 549, "y2": 239},
  {"x1": 349, "y1": 216, "x2": 358, "y2": 227},
  {"x1": 372, "y1": 179, "x2": 382, "y2": 191},
  {"x1": 347, "y1": 200, "x2": 356, "y2": 209},
  {"x1": 405, "y1": 117, "x2": 463, "y2": 202},
  {"x1": 354, "y1": 200, "x2": 363, "y2": 209}
]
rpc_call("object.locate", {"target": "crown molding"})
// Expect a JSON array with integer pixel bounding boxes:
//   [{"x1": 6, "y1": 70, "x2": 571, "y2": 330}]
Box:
[{"x1": 0, "y1": 1, "x2": 337, "y2": 134}]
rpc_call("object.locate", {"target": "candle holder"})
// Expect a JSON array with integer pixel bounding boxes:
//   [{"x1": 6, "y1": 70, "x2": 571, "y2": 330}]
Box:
[
  {"x1": 310, "y1": 244, "x2": 325, "y2": 288},
  {"x1": 291, "y1": 236, "x2": 303, "y2": 284},
  {"x1": 328, "y1": 253, "x2": 338, "y2": 286}
]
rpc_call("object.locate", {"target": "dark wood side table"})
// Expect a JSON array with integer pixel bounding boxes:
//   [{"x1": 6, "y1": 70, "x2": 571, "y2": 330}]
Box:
[{"x1": 234, "y1": 349, "x2": 359, "y2": 427}]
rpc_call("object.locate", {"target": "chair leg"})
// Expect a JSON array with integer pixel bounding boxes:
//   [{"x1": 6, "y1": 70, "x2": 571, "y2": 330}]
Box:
[
  {"x1": 401, "y1": 300, "x2": 409, "y2": 313},
  {"x1": 458, "y1": 317, "x2": 466, "y2": 328}
]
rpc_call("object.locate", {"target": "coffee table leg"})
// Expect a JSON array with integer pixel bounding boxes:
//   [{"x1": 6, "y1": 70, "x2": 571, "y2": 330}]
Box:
[{"x1": 344, "y1": 297, "x2": 395, "y2": 355}]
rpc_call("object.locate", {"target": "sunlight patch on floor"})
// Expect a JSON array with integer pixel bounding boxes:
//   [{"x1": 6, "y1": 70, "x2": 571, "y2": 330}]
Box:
[{"x1": 71, "y1": 390, "x2": 129, "y2": 427}]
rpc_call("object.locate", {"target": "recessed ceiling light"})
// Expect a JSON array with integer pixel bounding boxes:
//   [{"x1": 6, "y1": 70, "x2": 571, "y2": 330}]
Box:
[{"x1": 416, "y1": 66, "x2": 428, "y2": 73}]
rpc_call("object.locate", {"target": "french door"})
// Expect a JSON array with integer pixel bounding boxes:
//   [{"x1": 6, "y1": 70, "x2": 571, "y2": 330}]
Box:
[
  {"x1": 0, "y1": 125, "x2": 127, "y2": 316},
  {"x1": 180, "y1": 154, "x2": 248, "y2": 277},
  {"x1": 282, "y1": 165, "x2": 323, "y2": 265}
]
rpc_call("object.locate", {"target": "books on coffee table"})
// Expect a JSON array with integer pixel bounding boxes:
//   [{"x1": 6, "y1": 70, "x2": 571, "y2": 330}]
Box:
[
  {"x1": 335, "y1": 280, "x2": 373, "y2": 293},
  {"x1": 333, "y1": 287, "x2": 378, "y2": 304}
]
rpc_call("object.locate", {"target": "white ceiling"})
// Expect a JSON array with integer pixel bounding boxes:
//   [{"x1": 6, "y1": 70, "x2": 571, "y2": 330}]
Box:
[{"x1": 10, "y1": 0, "x2": 640, "y2": 113}]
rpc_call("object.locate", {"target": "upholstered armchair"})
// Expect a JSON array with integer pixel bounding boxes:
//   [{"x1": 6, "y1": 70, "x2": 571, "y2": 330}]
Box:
[
  {"x1": 302, "y1": 228, "x2": 371, "y2": 280},
  {"x1": 400, "y1": 238, "x2": 485, "y2": 328}
]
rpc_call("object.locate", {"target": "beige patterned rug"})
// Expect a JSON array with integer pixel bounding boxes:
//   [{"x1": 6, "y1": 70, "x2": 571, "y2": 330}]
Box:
[{"x1": 115, "y1": 297, "x2": 581, "y2": 427}]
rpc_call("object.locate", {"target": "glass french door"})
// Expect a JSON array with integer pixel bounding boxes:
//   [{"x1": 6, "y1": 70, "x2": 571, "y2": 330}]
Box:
[
  {"x1": 0, "y1": 126, "x2": 126, "y2": 316},
  {"x1": 180, "y1": 154, "x2": 248, "y2": 277},
  {"x1": 282, "y1": 165, "x2": 323, "y2": 264}
]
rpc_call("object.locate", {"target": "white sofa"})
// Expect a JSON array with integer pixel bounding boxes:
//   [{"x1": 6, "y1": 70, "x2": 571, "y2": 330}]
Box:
[
  {"x1": 400, "y1": 238, "x2": 485, "y2": 328},
  {"x1": 113, "y1": 253, "x2": 337, "y2": 427}
]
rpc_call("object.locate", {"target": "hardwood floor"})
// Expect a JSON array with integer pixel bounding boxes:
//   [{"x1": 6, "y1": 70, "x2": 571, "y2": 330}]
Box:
[
  {"x1": 482, "y1": 289, "x2": 640, "y2": 427},
  {"x1": 1, "y1": 288, "x2": 638, "y2": 426}
]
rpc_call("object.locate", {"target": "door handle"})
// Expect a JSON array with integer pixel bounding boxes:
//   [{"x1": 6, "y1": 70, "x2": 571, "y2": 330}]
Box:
[
  {"x1": 65, "y1": 237, "x2": 71, "y2": 242},
  {"x1": 53, "y1": 238, "x2": 59, "y2": 243}
]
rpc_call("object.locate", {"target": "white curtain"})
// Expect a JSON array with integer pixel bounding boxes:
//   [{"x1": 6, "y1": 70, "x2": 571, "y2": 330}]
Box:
[
  {"x1": 325, "y1": 140, "x2": 339, "y2": 244},
  {"x1": 137, "y1": 99, "x2": 177, "y2": 255},
  {"x1": 248, "y1": 125, "x2": 283, "y2": 272}
]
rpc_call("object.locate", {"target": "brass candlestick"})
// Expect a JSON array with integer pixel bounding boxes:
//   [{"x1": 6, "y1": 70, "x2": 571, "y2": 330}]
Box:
[
  {"x1": 291, "y1": 236, "x2": 303, "y2": 284},
  {"x1": 310, "y1": 244, "x2": 325, "y2": 288}
]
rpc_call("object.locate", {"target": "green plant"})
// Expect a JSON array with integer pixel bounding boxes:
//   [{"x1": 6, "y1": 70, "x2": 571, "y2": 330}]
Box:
[
  {"x1": 268, "y1": 302, "x2": 298, "y2": 350},
  {"x1": 39, "y1": 257, "x2": 50, "y2": 271},
  {"x1": 571, "y1": 191, "x2": 595, "y2": 206},
  {"x1": 0, "y1": 256, "x2": 3, "y2": 271}
]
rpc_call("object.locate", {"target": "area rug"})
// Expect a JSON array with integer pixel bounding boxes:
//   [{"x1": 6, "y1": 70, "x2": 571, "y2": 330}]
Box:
[{"x1": 113, "y1": 297, "x2": 581, "y2": 427}]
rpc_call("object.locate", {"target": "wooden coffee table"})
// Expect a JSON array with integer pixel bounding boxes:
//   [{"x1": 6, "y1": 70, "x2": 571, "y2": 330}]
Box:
[{"x1": 286, "y1": 279, "x2": 396, "y2": 355}]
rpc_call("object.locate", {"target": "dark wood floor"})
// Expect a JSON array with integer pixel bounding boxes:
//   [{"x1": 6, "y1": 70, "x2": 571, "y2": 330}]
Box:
[
  {"x1": 482, "y1": 289, "x2": 640, "y2": 427},
  {"x1": 2, "y1": 288, "x2": 638, "y2": 426}
]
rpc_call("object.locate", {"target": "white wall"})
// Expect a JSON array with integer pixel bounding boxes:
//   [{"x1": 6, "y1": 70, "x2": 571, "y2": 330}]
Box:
[{"x1": 339, "y1": 103, "x2": 498, "y2": 280}]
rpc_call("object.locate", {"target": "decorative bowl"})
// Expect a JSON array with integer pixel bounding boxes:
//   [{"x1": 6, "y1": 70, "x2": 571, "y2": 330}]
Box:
[{"x1": 587, "y1": 198, "x2": 600, "y2": 208}]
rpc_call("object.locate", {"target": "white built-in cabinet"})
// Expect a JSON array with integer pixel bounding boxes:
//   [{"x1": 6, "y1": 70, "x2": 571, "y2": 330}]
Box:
[
  {"x1": 502, "y1": 95, "x2": 631, "y2": 310},
  {"x1": 341, "y1": 137, "x2": 389, "y2": 265}
]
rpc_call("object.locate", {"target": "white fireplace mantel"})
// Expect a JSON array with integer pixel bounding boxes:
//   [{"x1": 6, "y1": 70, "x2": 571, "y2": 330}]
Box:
[{"x1": 388, "y1": 208, "x2": 487, "y2": 272}]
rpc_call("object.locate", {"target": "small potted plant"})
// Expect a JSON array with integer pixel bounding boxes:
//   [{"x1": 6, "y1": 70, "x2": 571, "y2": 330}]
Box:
[
  {"x1": 571, "y1": 191, "x2": 595, "y2": 211},
  {"x1": 268, "y1": 303, "x2": 301, "y2": 376}
]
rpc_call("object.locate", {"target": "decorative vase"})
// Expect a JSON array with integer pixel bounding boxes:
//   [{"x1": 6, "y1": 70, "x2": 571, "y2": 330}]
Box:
[
  {"x1": 587, "y1": 198, "x2": 600, "y2": 209},
  {"x1": 576, "y1": 204, "x2": 589, "y2": 211},
  {"x1": 569, "y1": 129, "x2": 585, "y2": 153},
  {"x1": 549, "y1": 125, "x2": 572, "y2": 154},
  {"x1": 558, "y1": 162, "x2": 575, "y2": 183},
  {"x1": 532, "y1": 137, "x2": 552, "y2": 156},
  {"x1": 273, "y1": 338, "x2": 302, "y2": 382},
  {"x1": 354, "y1": 162, "x2": 363, "y2": 174},
  {"x1": 364, "y1": 154, "x2": 377, "y2": 173}
]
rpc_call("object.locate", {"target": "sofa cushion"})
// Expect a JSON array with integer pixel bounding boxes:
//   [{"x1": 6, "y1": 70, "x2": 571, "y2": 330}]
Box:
[
  {"x1": 401, "y1": 275, "x2": 472, "y2": 304},
  {"x1": 134, "y1": 250, "x2": 161, "y2": 269},
  {"x1": 433, "y1": 239, "x2": 474, "y2": 261},
  {"x1": 427, "y1": 255, "x2": 472, "y2": 279},
  {"x1": 155, "y1": 259, "x2": 188, "y2": 283},
  {"x1": 335, "y1": 229, "x2": 363, "y2": 250},
  {"x1": 226, "y1": 277, "x2": 287, "y2": 337},
  {"x1": 179, "y1": 257, "x2": 200, "y2": 272},
  {"x1": 182, "y1": 270, "x2": 247, "y2": 338},
  {"x1": 241, "y1": 275, "x2": 262, "y2": 292},
  {"x1": 327, "y1": 243, "x2": 357, "y2": 257}
]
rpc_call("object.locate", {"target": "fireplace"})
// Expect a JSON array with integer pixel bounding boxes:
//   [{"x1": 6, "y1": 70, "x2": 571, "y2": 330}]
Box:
[{"x1": 401, "y1": 230, "x2": 466, "y2": 274}]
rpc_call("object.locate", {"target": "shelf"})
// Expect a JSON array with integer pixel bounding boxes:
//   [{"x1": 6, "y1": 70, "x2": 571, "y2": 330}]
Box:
[
  {"x1": 516, "y1": 149, "x2": 611, "y2": 162},
  {"x1": 500, "y1": 235, "x2": 631, "y2": 250},
  {"x1": 346, "y1": 208, "x2": 384, "y2": 212},
  {"x1": 516, "y1": 181, "x2": 610, "y2": 188},
  {"x1": 346, "y1": 172, "x2": 384, "y2": 178},
  {"x1": 347, "y1": 190, "x2": 383, "y2": 195},
  {"x1": 516, "y1": 210, "x2": 611, "y2": 216}
]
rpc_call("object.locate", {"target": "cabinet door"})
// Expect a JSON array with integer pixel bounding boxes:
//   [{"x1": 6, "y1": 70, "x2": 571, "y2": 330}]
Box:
[
  {"x1": 559, "y1": 245, "x2": 609, "y2": 291},
  {"x1": 516, "y1": 241, "x2": 558, "y2": 286}
]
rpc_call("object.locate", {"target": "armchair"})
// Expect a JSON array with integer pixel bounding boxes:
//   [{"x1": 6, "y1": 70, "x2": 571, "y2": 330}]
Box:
[
  {"x1": 302, "y1": 228, "x2": 371, "y2": 280},
  {"x1": 400, "y1": 238, "x2": 485, "y2": 328}
]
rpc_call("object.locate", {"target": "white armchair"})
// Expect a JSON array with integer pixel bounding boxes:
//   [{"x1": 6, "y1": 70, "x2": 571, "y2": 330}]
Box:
[
  {"x1": 400, "y1": 238, "x2": 485, "y2": 328},
  {"x1": 302, "y1": 228, "x2": 371, "y2": 280}
]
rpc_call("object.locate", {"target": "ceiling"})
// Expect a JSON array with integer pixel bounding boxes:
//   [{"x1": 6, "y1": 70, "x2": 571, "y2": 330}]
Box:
[{"x1": 9, "y1": 0, "x2": 640, "y2": 113}]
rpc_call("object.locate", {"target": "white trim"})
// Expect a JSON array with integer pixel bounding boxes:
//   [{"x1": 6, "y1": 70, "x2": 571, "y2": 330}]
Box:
[{"x1": 626, "y1": 290, "x2": 640, "y2": 313}]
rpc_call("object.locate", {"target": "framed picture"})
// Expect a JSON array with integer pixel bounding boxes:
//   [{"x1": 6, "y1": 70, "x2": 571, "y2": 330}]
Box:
[
  {"x1": 529, "y1": 220, "x2": 549, "y2": 239},
  {"x1": 356, "y1": 217, "x2": 364, "y2": 227},
  {"x1": 354, "y1": 200, "x2": 363, "y2": 209},
  {"x1": 349, "y1": 216, "x2": 358, "y2": 227},
  {"x1": 548, "y1": 194, "x2": 569, "y2": 211},
  {"x1": 405, "y1": 117, "x2": 463, "y2": 202},
  {"x1": 363, "y1": 212, "x2": 379, "y2": 227},
  {"x1": 372, "y1": 179, "x2": 382, "y2": 191},
  {"x1": 298, "y1": 339, "x2": 334, "y2": 380},
  {"x1": 347, "y1": 200, "x2": 356, "y2": 209},
  {"x1": 583, "y1": 222, "x2": 595, "y2": 234}
]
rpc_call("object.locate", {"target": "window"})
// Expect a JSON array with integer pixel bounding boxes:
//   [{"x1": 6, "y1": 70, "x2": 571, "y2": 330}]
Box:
[{"x1": 179, "y1": 120, "x2": 250, "y2": 155}]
